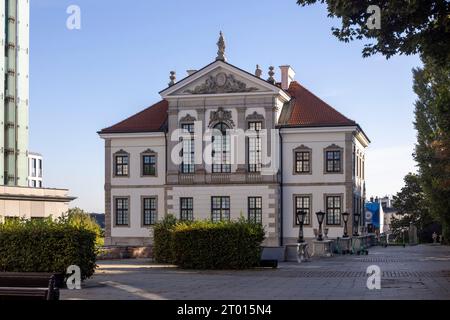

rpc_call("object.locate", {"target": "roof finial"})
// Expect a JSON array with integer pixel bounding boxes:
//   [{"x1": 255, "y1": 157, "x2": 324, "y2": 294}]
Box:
[
  {"x1": 267, "y1": 66, "x2": 275, "y2": 84},
  {"x1": 168, "y1": 71, "x2": 176, "y2": 86},
  {"x1": 255, "y1": 64, "x2": 262, "y2": 78},
  {"x1": 216, "y1": 31, "x2": 226, "y2": 62}
]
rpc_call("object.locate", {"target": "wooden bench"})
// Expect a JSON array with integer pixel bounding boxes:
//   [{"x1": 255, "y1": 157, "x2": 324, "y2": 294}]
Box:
[{"x1": 0, "y1": 273, "x2": 60, "y2": 300}]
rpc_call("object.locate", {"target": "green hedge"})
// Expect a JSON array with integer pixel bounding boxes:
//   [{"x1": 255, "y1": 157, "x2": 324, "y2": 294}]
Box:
[
  {"x1": 153, "y1": 214, "x2": 177, "y2": 264},
  {"x1": 0, "y1": 218, "x2": 97, "y2": 280},
  {"x1": 154, "y1": 216, "x2": 265, "y2": 269}
]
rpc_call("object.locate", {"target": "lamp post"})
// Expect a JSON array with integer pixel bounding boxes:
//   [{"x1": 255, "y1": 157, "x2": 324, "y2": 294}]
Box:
[
  {"x1": 315, "y1": 211, "x2": 325, "y2": 241},
  {"x1": 296, "y1": 210, "x2": 307, "y2": 243},
  {"x1": 353, "y1": 212, "x2": 361, "y2": 236},
  {"x1": 342, "y1": 212, "x2": 350, "y2": 238}
]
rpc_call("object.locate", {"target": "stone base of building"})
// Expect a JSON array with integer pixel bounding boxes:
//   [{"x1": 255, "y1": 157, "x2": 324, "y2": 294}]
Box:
[
  {"x1": 98, "y1": 245, "x2": 153, "y2": 260},
  {"x1": 106, "y1": 236, "x2": 153, "y2": 247},
  {"x1": 0, "y1": 186, "x2": 75, "y2": 220}
]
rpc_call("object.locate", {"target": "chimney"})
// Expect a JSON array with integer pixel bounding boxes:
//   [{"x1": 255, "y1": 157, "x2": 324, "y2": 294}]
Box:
[
  {"x1": 187, "y1": 69, "x2": 197, "y2": 76},
  {"x1": 279, "y1": 65, "x2": 295, "y2": 90}
]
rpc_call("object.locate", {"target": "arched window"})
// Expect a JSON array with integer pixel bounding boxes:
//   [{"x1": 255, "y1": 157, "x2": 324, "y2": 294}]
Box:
[{"x1": 212, "y1": 122, "x2": 231, "y2": 173}]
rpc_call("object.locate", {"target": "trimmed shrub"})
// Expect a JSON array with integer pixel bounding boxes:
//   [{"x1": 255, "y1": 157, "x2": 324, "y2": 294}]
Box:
[
  {"x1": 154, "y1": 217, "x2": 265, "y2": 269},
  {"x1": 153, "y1": 214, "x2": 177, "y2": 263},
  {"x1": 0, "y1": 217, "x2": 97, "y2": 280}
]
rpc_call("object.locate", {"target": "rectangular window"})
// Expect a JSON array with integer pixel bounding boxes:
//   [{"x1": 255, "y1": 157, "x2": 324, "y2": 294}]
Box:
[
  {"x1": 248, "y1": 197, "x2": 262, "y2": 224},
  {"x1": 326, "y1": 150, "x2": 341, "y2": 173},
  {"x1": 115, "y1": 155, "x2": 129, "y2": 176},
  {"x1": 180, "y1": 197, "x2": 194, "y2": 221},
  {"x1": 361, "y1": 160, "x2": 365, "y2": 180},
  {"x1": 211, "y1": 196, "x2": 230, "y2": 222},
  {"x1": 181, "y1": 123, "x2": 195, "y2": 173},
  {"x1": 294, "y1": 196, "x2": 311, "y2": 225},
  {"x1": 32, "y1": 158, "x2": 36, "y2": 177},
  {"x1": 248, "y1": 122, "x2": 262, "y2": 172},
  {"x1": 38, "y1": 159, "x2": 42, "y2": 177},
  {"x1": 326, "y1": 196, "x2": 341, "y2": 225},
  {"x1": 142, "y1": 154, "x2": 156, "y2": 176},
  {"x1": 295, "y1": 151, "x2": 310, "y2": 173},
  {"x1": 142, "y1": 197, "x2": 157, "y2": 226},
  {"x1": 212, "y1": 123, "x2": 231, "y2": 173},
  {"x1": 115, "y1": 198, "x2": 129, "y2": 226}
]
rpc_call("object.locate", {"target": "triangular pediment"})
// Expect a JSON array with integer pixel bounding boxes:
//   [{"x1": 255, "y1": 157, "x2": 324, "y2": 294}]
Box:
[{"x1": 160, "y1": 61, "x2": 286, "y2": 99}]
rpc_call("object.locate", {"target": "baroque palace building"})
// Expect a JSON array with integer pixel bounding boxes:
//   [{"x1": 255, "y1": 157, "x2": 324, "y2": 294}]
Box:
[{"x1": 99, "y1": 33, "x2": 370, "y2": 247}]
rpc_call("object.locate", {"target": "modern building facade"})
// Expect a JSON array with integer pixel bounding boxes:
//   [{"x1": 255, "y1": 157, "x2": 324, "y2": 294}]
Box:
[
  {"x1": 0, "y1": 0, "x2": 75, "y2": 221},
  {"x1": 99, "y1": 34, "x2": 370, "y2": 247},
  {"x1": 28, "y1": 152, "x2": 42, "y2": 188},
  {"x1": 1, "y1": 0, "x2": 29, "y2": 187}
]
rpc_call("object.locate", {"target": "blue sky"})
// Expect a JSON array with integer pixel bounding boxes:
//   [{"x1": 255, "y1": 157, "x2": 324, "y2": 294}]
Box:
[{"x1": 30, "y1": 0, "x2": 421, "y2": 212}]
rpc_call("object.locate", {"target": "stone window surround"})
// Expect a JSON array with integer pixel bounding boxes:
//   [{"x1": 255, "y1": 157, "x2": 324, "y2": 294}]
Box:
[
  {"x1": 292, "y1": 193, "x2": 312, "y2": 228},
  {"x1": 323, "y1": 193, "x2": 344, "y2": 227},
  {"x1": 179, "y1": 116, "x2": 196, "y2": 174},
  {"x1": 211, "y1": 122, "x2": 232, "y2": 174},
  {"x1": 247, "y1": 196, "x2": 263, "y2": 224},
  {"x1": 141, "y1": 195, "x2": 158, "y2": 228},
  {"x1": 180, "y1": 197, "x2": 194, "y2": 221},
  {"x1": 113, "y1": 149, "x2": 130, "y2": 178},
  {"x1": 293, "y1": 145, "x2": 312, "y2": 175},
  {"x1": 323, "y1": 144, "x2": 344, "y2": 174},
  {"x1": 246, "y1": 112, "x2": 265, "y2": 173},
  {"x1": 113, "y1": 196, "x2": 131, "y2": 228},
  {"x1": 140, "y1": 149, "x2": 158, "y2": 177},
  {"x1": 211, "y1": 196, "x2": 231, "y2": 222}
]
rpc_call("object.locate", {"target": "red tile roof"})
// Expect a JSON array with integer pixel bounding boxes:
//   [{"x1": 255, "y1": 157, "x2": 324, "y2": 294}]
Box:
[
  {"x1": 99, "y1": 100, "x2": 168, "y2": 134},
  {"x1": 99, "y1": 80, "x2": 357, "y2": 135},
  {"x1": 284, "y1": 81, "x2": 356, "y2": 127}
]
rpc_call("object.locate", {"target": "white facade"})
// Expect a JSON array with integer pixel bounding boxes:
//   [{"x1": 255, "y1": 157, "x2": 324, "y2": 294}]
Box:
[
  {"x1": 28, "y1": 152, "x2": 43, "y2": 188},
  {"x1": 99, "y1": 37, "x2": 370, "y2": 247},
  {"x1": 0, "y1": 185, "x2": 73, "y2": 221}
]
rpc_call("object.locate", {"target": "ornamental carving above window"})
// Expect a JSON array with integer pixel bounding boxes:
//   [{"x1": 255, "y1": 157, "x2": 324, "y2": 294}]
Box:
[
  {"x1": 246, "y1": 111, "x2": 265, "y2": 121},
  {"x1": 184, "y1": 72, "x2": 259, "y2": 94},
  {"x1": 179, "y1": 114, "x2": 197, "y2": 123},
  {"x1": 209, "y1": 107, "x2": 235, "y2": 128}
]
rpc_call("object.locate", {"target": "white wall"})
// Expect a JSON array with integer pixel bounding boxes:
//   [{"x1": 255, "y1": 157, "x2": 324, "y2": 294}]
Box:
[
  {"x1": 283, "y1": 185, "x2": 347, "y2": 240},
  {"x1": 281, "y1": 128, "x2": 353, "y2": 241},
  {"x1": 282, "y1": 129, "x2": 347, "y2": 184},
  {"x1": 110, "y1": 134, "x2": 166, "y2": 187},
  {"x1": 110, "y1": 187, "x2": 165, "y2": 238},
  {"x1": 168, "y1": 185, "x2": 277, "y2": 235}
]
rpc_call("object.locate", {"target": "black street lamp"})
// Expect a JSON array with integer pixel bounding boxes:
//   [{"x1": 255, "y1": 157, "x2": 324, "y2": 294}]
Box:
[
  {"x1": 342, "y1": 212, "x2": 350, "y2": 238},
  {"x1": 353, "y1": 212, "x2": 361, "y2": 236},
  {"x1": 315, "y1": 211, "x2": 325, "y2": 241},
  {"x1": 296, "y1": 210, "x2": 307, "y2": 243}
]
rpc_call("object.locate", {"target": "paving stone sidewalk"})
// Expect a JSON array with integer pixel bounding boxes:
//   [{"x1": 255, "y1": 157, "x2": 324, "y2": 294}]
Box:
[{"x1": 61, "y1": 244, "x2": 450, "y2": 300}]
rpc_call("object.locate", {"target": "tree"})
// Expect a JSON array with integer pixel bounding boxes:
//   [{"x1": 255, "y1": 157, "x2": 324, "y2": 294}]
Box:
[
  {"x1": 391, "y1": 173, "x2": 433, "y2": 240},
  {"x1": 413, "y1": 58, "x2": 450, "y2": 243},
  {"x1": 296, "y1": 0, "x2": 450, "y2": 65},
  {"x1": 61, "y1": 207, "x2": 104, "y2": 247}
]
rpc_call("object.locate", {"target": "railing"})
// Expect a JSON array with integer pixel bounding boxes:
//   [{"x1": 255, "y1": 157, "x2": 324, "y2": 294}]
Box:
[
  {"x1": 178, "y1": 174, "x2": 195, "y2": 185},
  {"x1": 246, "y1": 172, "x2": 263, "y2": 183},
  {"x1": 210, "y1": 173, "x2": 231, "y2": 184}
]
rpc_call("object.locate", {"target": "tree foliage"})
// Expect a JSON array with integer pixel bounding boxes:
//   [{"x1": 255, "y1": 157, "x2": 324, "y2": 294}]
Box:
[
  {"x1": 413, "y1": 58, "x2": 450, "y2": 242},
  {"x1": 62, "y1": 207, "x2": 104, "y2": 247},
  {"x1": 391, "y1": 173, "x2": 435, "y2": 241},
  {"x1": 296, "y1": 0, "x2": 450, "y2": 64}
]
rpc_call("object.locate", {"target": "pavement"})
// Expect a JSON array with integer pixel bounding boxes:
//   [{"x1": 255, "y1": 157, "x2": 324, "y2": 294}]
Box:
[{"x1": 61, "y1": 244, "x2": 450, "y2": 300}]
